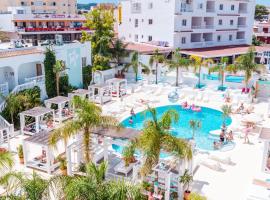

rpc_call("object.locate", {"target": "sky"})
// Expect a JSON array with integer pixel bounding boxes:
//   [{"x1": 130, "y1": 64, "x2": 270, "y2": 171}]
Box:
[{"x1": 78, "y1": 0, "x2": 270, "y2": 6}]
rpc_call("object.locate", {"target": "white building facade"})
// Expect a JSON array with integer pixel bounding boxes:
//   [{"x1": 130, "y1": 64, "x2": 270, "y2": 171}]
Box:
[{"x1": 118, "y1": 0, "x2": 255, "y2": 49}]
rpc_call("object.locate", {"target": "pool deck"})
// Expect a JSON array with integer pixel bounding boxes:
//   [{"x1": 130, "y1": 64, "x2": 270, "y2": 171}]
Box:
[{"x1": 1, "y1": 82, "x2": 270, "y2": 199}]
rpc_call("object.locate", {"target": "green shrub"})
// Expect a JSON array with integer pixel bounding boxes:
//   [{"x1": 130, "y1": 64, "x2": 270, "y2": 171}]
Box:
[
  {"x1": 83, "y1": 66, "x2": 92, "y2": 89},
  {"x1": 44, "y1": 48, "x2": 56, "y2": 98}
]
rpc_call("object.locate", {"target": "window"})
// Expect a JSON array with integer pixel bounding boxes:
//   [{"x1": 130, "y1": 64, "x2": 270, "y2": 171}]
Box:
[
  {"x1": 229, "y1": 35, "x2": 233, "y2": 41},
  {"x1": 141, "y1": 35, "x2": 144, "y2": 39},
  {"x1": 82, "y1": 57, "x2": 87, "y2": 67},
  {"x1": 149, "y1": 19, "x2": 153, "y2": 25},
  {"x1": 217, "y1": 35, "x2": 221, "y2": 42},
  {"x1": 17, "y1": 10, "x2": 24, "y2": 14},
  {"x1": 198, "y1": 3, "x2": 203, "y2": 9},
  {"x1": 230, "y1": 20, "x2": 234, "y2": 25},
  {"x1": 182, "y1": 19, "x2": 187, "y2": 26},
  {"x1": 148, "y1": 36, "x2": 153, "y2": 41},
  {"x1": 219, "y1": 19, "x2": 223, "y2": 25},
  {"x1": 135, "y1": 19, "x2": 138, "y2": 28},
  {"x1": 129, "y1": 34, "x2": 131, "y2": 38},
  {"x1": 129, "y1": 18, "x2": 131, "y2": 22},
  {"x1": 219, "y1": 4, "x2": 223, "y2": 10},
  {"x1": 135, "y1": 34, "x2": 138, "y2": 42},
  {"x1": 231, "y1": 5, "x2": 235, "y2": 10},
  {"x1": 148, "y1": 2, "x2": 153, "y2": 9},
  {"x1": 142, "y1": 19, "x2": 144, "y2": 22},
  {"x1": 181, "y1": 37, "x2": 186, "y2": 44}
]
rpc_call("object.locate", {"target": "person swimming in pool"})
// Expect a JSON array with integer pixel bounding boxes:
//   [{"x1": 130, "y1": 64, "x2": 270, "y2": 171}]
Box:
[{"x1": 129, "y1": 117, "x2": 133, "y2": 125}]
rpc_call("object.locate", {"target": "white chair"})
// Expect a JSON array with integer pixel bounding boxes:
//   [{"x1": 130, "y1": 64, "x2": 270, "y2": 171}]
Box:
[{"x1": 114, "y1": 161, "x2": 136, "y2": 176}]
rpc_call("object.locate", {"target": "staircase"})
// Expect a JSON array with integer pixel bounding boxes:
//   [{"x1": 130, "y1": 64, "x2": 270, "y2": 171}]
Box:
[{"x1": 0, "y1": 75, "x2": 47, "y2": 112}]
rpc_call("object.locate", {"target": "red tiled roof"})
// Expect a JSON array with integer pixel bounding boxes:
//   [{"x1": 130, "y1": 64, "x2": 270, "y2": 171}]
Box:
[
  {"x1": 125, "y1": 42, "x2": 173, "y2": 54},
  {"x1": 180, "y1": 45, "x2": 270, "y2": 58}
]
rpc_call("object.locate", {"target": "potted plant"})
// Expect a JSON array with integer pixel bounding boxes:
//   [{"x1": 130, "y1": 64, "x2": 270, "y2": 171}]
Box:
[
  {"x1": 17, "y1": 145, "x2": 24, "y2": 164},
  {"x1": 122, "y1": 142, "x2": 136, "y2": 167},
  {"x1": 57, "y1": 156, "x2": 67, "y2": 175},
  {"x1": 180, "y1": 169, "x2": 193, "y2": 200}
]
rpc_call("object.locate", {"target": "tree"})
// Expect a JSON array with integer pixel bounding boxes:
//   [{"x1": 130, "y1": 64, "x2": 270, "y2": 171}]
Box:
[
  {"x1": 0, "y1": 171, "x2": 49, "y2": 199},
  {"x1": 179, "y1": 169, "x2": 193, "y2": 193},
  {"x1": 252, "y1": 35, "x2": 263, "y2": 46},
  {"x1": 202, "y1": 58, "x2": 214, "y2": 75},
  {"x1": 149, "y1": 49, "x2": 165, "y2": 84},
  {"x1": 190, "y1": 55, "x2": 203, "y2": 88},
  {"x1": 0, "y1": 149, "x2": 13, "y2": 173},
  {"x1": 166, "y1": 48, "x2": 190, "y2": 86},
  {"x1": 221, "y1": 104, "x2": 232, "y2": 127},
  {"x1": 210, "y1": 57, "x2": 229, "y2": 90},
  {"x1": 44, "y1": 47, "x2": 56, "y2": 98},
  {"x1": 126, "y1": 107, "x2": 192, "y2": 176},
  {"x1": 50, "y1": 97, "x2": 119, "y2": 163},
  {"x1": 53, "y1": 60, "x2": 66, "y2": 96},
  {"x1": 189, "y1": 120, "x2": 201, "y2": 139},
  {"x1": 82, "y1": 6, "x2": 114, "y2": 67},
  {"x1": 255, "y1": 5, "x2": 269, "y2": 21},
  {"x1": 235, "y1": 47, "x2": 263, "y2": 90},
  {"x1": 124, "y1": 52, "x2": 150, "y2": 82},
  {"x1": 49, "y1": 162, "x2": 143, "y2": 200},
  {"x1": 110, "y1": 39, "x2": 128, "y2": 66}
]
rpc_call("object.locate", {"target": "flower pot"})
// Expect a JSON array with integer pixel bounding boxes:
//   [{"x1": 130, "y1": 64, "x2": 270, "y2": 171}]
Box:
[
  {"x1": 61, "y1": 168, "x2": 67, "y2": 175},
  {"x1": 183, "y1": 190, "x2": 191, "y2": 200},
  {"x1": 19, "y1": 157, "x2": 24, "y2": 164}
]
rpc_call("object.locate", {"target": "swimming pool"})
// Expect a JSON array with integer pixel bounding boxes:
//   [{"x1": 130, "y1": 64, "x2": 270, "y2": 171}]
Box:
[
  {"x1": 113, "y1": 105, "x2": 232, "y2": 153},
  {"x1": 204, "y1": 74, "x2": 244, "y2": 83}
]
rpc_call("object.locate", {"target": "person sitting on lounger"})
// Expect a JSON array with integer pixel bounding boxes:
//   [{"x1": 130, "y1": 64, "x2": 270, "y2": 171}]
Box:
[
  {"x1": 237, "y1": 103, "x2": 245, "y2": 113},
  {"x1": 226, "y1": 130, "x2": 234, "y2": 142}
]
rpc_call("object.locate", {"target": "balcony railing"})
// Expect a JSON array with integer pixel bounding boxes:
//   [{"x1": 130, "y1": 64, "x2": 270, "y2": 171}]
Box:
[
  {"x1": 0, "y1": 82, "x2": 9, "y2": 97},
  {"x1": 238, "y1": 10, "x2": 248, "y2": 14},
  {"x1": 25, "y1": 75, "x2": 45, "y2": 84},
  {"x1": 16, "y1": 27, "x2": 90, "y2": 33},
  {"x1": 191, "y1": 25, "x2": 214, "y2": 29},
  {"x1": 237, "y1": 24, "x2": 247, "y2": 28},
  {"x1": 206, "y1": 8, "x2": 215, "y2": 13}
]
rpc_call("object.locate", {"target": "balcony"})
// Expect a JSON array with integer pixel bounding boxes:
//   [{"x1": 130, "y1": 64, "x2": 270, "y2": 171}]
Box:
[
  {"x1": 16, "y1": 27, "x2": 90, "y2": 33},
  {"x1": 191, "y1": 25, "x2": 214, "y2": 29},
  {"x1": 206, "y1": 1, "x2": 215, "y2": 13},
  {"x1": 180, "y1": 3, "x2": 193, "y2": 12},
  {"x1": 237, "y1": 25, "x2": 247, "y2": 28}
]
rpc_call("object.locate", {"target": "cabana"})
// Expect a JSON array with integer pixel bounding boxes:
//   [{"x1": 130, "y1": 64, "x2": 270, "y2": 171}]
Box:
[
  {"x1": 23, "y1": 130, "x2": 65, "y2": 174},
  {"x1": 44, "y1": 96, "x2": 73, "y2": 123},
  {"x1": 20, "y1": 107, "x2": 55, "y2": 135},
  {"x1": 66, "y1": 127, "x2": 140, "y2": 176},
  {"x1": 88, "y1": 83, "x2": 112, "y2": 104},
  {"x1": 259, "y1": 127, "x2": 270, "y2": 174},
  {"x1": 68, "y1": 89, "x2": 91, "y2": 100},
  {"x1": 106, "y1": 78, "x2": 127, "y2": 98}
]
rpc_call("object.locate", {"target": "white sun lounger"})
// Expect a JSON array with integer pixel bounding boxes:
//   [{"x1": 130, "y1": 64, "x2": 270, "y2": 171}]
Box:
[
  {"x1": 200, "y1": 161, "x2": 225, "y2": 172},
  {"x1": 93, "y1": 148, "x2": 104, "y2": 164},
  {"x1": 209, "y1": 155, "x2": 236, "y2": 166},
  {"x1": 114, "y1": 161, "x2": 136, "y2": 176}
]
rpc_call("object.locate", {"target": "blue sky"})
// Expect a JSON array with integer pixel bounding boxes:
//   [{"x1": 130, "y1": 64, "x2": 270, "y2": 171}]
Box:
[{"x1": 78, "y1": 0, "x2": 270, "y2": 6}]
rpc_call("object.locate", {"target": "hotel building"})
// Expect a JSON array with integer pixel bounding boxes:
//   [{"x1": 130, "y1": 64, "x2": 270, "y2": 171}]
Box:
[
  {"x1": 118, "y1": 0, "x2": 256, "y2": 49},
  {"x1": 0, "y1": 0, "x2": 77, "y2": 15}
]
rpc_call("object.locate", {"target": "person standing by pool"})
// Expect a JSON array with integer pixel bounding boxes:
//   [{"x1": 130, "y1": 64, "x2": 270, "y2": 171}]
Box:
[
  {"x1": 130, "y1": 108, "x2": 135, "y2": 117},
  {"x1": 220, "y1": 130, "x2": 225, "y2": 143}
]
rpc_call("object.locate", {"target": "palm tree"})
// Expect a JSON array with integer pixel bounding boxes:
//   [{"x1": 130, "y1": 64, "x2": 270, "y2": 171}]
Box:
[
  {"x1": 190, "y1": 55, "x2": 203, "y2": 88},
  {"x1": 202, "y1": 58, "x2": 214, "y2": 75},
  {"x1": 221, "y1": 104, "x2": 232, "y2": 127},
  {"x1": 50, "y1": 97, "x2": 119, "y2": 163},
  {"x1": 235, "y1": 47, "x2": 263, "y2": 90},
  {"x1": 3, "y1": 94, "x2": 20, "y2": 124},
  {"x1": 49, "y1": 120, "x2": 79, "y2": 152},
  {"x1": 210, "y1": 57, "x2": 229, "y2": 90},
  {"x1": 124, "y1": 51, "x2": 150, "y2": 82},
  {"x1": 110, "y1": 39, "x2": 128, "y2": 66},
  {"x1": 0, "y1": 171, "x2": 49, "y2": 199},
  {"x1": 50, "y1": 162, "x2": 143, "y2": 200},
  {"x1": 149, "y1": 49, "x2": 165, "y2": 84},
  {"x1": 0, "y1": 150, "x2": 13, "y2": 172},
  {"x1": 166, "y1": 48, "x2": 190, "y2": 86},
  {"x1": 189, "y1": 120, "x2": 201, "y2": 139},
  {"x1": 126, "y1": 107, "x2": 192, "y2": 176},
  {"x1": 53, "y1": 60, "x2": 66, "y2": 96}
]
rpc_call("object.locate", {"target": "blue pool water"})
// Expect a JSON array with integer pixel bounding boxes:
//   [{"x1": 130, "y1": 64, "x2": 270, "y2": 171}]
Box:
[
  {"x1": 204, "y1": 74, "x2": 244, "y2": 83},
  {"x1": 113, "y1": 105, "x2": 232, "y2": 153}
]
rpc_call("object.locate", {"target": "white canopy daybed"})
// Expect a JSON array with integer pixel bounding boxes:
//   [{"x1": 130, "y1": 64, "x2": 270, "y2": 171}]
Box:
[
  {"x1": 20, "y1": 107, "x2": 55, "y2": 135},
  {"x1": 106, "y1": 78, "x2": 127, "y2": 98},
  {"x1": 44, "y1": 96, "x2": 73, "y2": 123},
  {"x1": 23, "y1": 130, "x2": 65, "y2": 174},
  {"x1": 88, "y1": 83, "x2": 112, "y2": 104},
  {"x1": 68, "y1": 89, "x2": 91, "y2": 100}
]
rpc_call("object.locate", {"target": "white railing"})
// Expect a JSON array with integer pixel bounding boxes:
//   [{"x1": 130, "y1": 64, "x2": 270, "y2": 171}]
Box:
[
  {"x1": 0, "y1": 83, "x2": 9, "y2": 97},
  {"x1": 0, "y1": 81, "x2": 41, "y2": 112},
  {"x1": 25, "y1": 75, "x2": 45, "y2": 83},
  {"x1": 191, "y1": 25, "x2": 214, "y2": 29}
]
